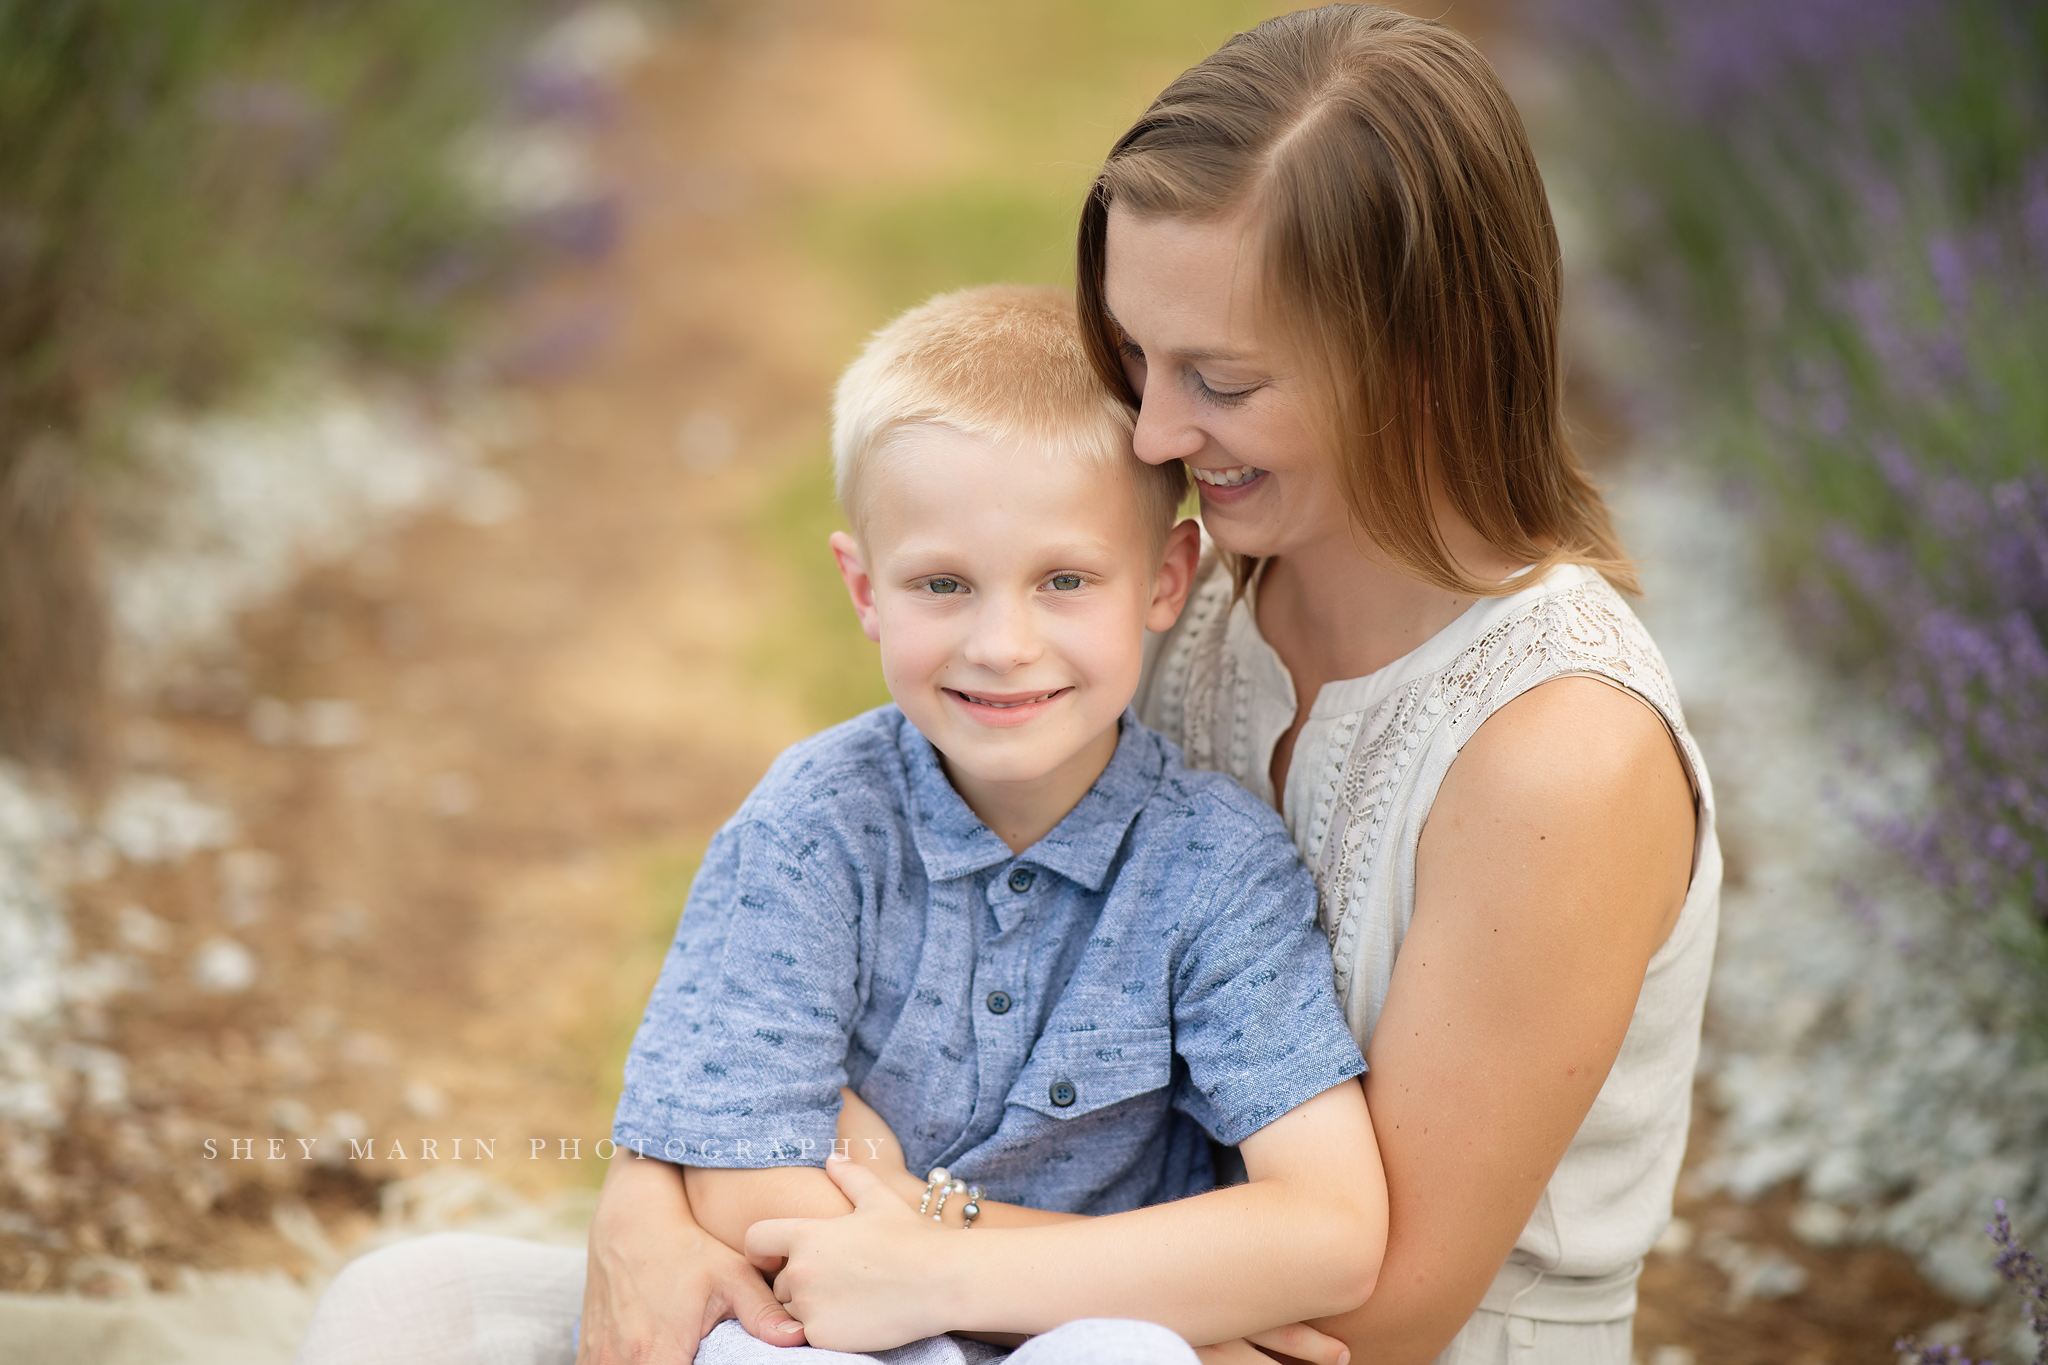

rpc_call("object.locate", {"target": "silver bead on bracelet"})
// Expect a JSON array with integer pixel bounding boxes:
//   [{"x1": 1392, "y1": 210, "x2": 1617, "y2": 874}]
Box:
[
  {"x1": 918, "y1": 1167, "x2": 950, "y2": 1218},
  {"x1": 919, "y1": 1168, "x2": 983, "y2": 1227}
]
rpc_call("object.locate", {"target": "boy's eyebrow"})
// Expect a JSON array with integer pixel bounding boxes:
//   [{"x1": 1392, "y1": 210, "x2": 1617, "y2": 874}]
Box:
[
  {"x1": 885, "y1": 537, "x2": 1123, "y2": 566},
  {"x1": 1103, "y1": 307, "x2": 1252, "y2": 365}
]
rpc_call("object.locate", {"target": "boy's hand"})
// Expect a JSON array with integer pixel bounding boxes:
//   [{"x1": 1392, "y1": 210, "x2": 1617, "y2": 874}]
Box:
[
  {"x1": 577, "y1": 1149, "x2": 806, "y2": 1363},
  {"x1": 835, "y1": 1087, "x2": 923, "y2": 1207},
  {"x1": 745, "y1": 1155, "x2": 951, "y2": 1352}
]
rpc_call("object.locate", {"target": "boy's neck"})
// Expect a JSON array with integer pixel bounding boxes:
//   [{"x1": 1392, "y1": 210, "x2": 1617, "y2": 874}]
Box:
[{"x1": 939, "y1": 723, "x2": 1123, "y2": 856}]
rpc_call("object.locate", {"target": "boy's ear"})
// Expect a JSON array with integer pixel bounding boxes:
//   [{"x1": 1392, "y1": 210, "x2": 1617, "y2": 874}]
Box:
[
  {"x1": 830, "y1": 531, "x2": 883, "y2": 643},
  {"x1": 1144, "y1": 518, "x2": 1202, "y2": 633}
]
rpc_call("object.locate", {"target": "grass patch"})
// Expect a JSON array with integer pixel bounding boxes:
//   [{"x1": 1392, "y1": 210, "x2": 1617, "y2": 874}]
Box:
[
  {"x1": 750, "y1": 449, "x2": 890, "y2": 732},
  {"x1": 593, "y1": 839, "x2": 712, "y2": 1105},
  {"x1": 796, "y1": 181, "x2": 1082, "y2": 319}
]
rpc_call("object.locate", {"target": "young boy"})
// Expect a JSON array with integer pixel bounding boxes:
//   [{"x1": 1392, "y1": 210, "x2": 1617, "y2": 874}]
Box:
[{"x1": 609, "y1": 285, "x2": 1385, "y2": 1360}]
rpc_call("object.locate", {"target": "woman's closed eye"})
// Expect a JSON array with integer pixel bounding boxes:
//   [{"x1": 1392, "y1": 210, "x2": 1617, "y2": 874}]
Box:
[
  {"x1": 1122, "y1": 338, "x2": 1253, "y2": 407},
  {"x1": 1191, "y1": 370, "x2": 1256, "y2": 406}
]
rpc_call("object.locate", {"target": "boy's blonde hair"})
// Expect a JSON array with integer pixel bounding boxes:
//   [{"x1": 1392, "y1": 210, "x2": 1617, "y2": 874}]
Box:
[{"x1": 832, "y1": 284, "x2": 1186, "y2": 549}]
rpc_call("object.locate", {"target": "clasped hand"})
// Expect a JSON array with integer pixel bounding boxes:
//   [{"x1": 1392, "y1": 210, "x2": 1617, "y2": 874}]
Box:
[
  {"x1": 748, "y1": 1154, "x2": 963, "y2": 1353},
  {"x1": 747, "y1": 1149, "x2": 1349, "y2": 1365}
]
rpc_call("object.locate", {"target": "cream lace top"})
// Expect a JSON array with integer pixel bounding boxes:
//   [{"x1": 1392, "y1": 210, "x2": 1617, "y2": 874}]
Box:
[{"x1": 1138, "y1": 556, "x2": 1721, "y2": 1283}]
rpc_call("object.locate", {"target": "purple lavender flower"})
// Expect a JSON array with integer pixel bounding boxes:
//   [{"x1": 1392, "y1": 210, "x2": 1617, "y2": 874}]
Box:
[
  {"x1": 1990, "y1": 1200, "x2": 2048, "y2": 1359},
  {"x1": 1541, "y1": 0, "x2": 2048, "y2": 945},
  {"x1": 1897, "y1": 1201, "x2": 2048, "y2": 1364},
  {"x1": 1828, "y1": 471, "x2": 2048, "y2": 923},
  {"x1": 508, "y1": 64, "x2": 616, "y2": 125},
  {"x1": 518, "y1": 196, "x2": 621, "y2": 262},
  {"x1": 1894, "y1": 1342, "x2": 1992, "y2": 1365}
]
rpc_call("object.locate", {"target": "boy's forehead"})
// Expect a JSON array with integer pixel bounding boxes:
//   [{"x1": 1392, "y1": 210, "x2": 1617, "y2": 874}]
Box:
[
  {"x1": 872, "y1": 423, "x2": 1134, "y2": 491},
  {"x1": 863, "y1": 424, "x2": 1150, "y2": 548}
]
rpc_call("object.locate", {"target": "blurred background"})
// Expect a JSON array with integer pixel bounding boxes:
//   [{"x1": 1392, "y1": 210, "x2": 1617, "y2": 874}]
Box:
[{"x1": 0, "y1": 1, "x2": 2042, "y2": 1361}]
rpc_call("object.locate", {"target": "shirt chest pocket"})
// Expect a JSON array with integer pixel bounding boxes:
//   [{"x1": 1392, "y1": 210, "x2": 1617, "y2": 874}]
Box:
[{"x1": 1006, "y1": 1027, "x2": 1174, "y2": 1120}]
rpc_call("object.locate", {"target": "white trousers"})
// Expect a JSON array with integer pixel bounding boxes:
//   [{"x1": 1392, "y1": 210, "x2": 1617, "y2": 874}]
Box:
[
  {"x1": 292, "y1": 1234, "x2": 1634, "y2": 1365},
  {"x1": 293, "y1": 1233, "x2": 1198, "y2": 1365}
]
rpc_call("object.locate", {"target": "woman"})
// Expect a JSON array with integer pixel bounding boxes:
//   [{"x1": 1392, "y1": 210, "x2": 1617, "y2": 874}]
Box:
[
  {"x1": 1082, "y1": 9, "x2": 1715, "y2": 1360},
  {"x1": 303, "y1": 9, "x2": 1715, "y2": 1365}
]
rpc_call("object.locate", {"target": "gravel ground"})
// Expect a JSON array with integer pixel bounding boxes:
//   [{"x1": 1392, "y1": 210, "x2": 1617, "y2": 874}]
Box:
[{"x1": 1617, "y1": 462, "x2": 2047, "y2": 1356}]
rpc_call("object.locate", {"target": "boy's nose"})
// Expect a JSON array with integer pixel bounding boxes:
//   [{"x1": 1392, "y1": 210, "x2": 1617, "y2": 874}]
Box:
[{"x1": 963, "y1": 595, "x2": 1041, "y2": 673}]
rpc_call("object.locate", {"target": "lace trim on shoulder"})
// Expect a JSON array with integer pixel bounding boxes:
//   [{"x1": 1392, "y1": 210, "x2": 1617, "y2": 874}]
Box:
[{"x1": 1322, "y1": 579, "x2": 1703, "y2": 1003}]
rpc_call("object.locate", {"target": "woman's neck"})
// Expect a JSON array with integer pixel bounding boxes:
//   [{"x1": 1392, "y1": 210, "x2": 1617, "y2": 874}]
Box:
[
  {"x1": 1252, "y1": 502, "x2": 1527, "y2": 814},
  {"x1": 1257, "y1": 510, "x2": 1521, "y2": 688}
]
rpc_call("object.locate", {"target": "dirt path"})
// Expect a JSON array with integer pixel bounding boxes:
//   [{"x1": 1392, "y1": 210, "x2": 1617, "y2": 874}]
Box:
[
  {"x1": 43, "y1": 0, "x2": 929, "y2": 1281},
  {"x1": 11, "y1": 2, "x2": 1977, "y2": 1361},
  {"x1": 43, "y1": 0, "x2": 1363, "y2": 1286}
]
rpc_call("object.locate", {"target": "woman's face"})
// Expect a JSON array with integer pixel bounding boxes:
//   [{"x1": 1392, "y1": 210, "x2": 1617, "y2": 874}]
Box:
[{"x1": 1103, "y1": 204, "x2": 1352, "y2": 562}]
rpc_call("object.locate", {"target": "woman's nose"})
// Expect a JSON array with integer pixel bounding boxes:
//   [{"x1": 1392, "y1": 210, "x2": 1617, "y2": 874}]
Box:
[{"x1": 1130, "y1": 376, "x2": 1204, "y2": 466}]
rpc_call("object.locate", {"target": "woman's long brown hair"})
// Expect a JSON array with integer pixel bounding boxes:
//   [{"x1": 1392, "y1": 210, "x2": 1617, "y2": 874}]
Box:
[{"x1": 1077, "y1": 5, "x2": 1636, "y2": 597}]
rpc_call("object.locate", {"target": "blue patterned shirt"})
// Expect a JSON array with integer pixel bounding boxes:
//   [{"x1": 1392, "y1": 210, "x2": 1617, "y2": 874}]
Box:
[{"x1": 612, "y1": 706, "x2": 1364, "y2": 1215}]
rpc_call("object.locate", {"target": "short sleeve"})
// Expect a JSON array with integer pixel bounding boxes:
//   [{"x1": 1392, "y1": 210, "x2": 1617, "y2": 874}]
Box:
[
  {"x1": 1170, "y1": 823, "x2": 1367, "y2": 1146},
  {"x1": 611, "y1": 819, "x2": 859, "y2": 1167}
]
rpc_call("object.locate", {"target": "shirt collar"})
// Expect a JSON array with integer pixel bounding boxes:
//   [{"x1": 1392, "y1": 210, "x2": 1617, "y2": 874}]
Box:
[{"x1": 896, "y1": 709, "x2": 1164, "y2": 891}]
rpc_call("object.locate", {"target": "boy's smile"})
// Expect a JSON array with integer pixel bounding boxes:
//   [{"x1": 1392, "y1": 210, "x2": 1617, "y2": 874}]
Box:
[
  {"x1": 946, "y1": 686, "x2": 1072, "y2": 724},
  {"x1": 831, "y1": 423, "x2": 1196, "y2": 852}
]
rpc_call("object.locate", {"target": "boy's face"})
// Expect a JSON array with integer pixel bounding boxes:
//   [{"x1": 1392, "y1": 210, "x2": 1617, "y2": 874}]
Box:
[{"x1": 831, "y1": 425, "x2": 1196, "y2": 799}]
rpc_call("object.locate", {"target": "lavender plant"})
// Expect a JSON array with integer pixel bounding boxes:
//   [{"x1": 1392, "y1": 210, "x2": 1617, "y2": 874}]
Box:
[
  {"x1": 1536, "y1": 0, "x2": 2048, "y2": 973},
  {"x1": 1896, "y1": 1201, "x2": 2048, "y2": 1364},
  {"x1": 0, "y1": 0, "x2": 582, "y2": 767}
]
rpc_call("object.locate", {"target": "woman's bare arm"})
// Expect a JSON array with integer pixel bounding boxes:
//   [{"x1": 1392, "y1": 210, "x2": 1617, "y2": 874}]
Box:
[{"x1": 1312, "y1": 676, "x2": 1696, "y2": 1364}]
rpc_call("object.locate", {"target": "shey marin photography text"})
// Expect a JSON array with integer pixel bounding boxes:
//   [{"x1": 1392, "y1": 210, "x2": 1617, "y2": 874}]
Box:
[{"x1": 200, "y1": 1134, "x2": 903, "y2": 1164}]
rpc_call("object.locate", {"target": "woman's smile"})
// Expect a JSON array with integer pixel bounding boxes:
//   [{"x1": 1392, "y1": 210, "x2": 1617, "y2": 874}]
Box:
[{"x1": 1189, "y1": 464, "x2": 1264, "y2": 488}]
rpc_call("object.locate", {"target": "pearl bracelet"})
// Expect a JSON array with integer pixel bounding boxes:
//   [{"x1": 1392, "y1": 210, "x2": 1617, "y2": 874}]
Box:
[{"x1": 918, "y1": 1167, "x2": 983, "y2": 1228}]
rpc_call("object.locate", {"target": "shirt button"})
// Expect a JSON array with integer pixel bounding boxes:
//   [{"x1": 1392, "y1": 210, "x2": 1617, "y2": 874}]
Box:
[
  {"x1": 1049, "y1": 1080, "x2": 1077, "y2": 1108},
  {"x1": 1007, "y1": 867, "x2": 1035, "y2": 894},
  {"x1": 985, "y1": 990, "x2": 1013, "y2": 1015}
]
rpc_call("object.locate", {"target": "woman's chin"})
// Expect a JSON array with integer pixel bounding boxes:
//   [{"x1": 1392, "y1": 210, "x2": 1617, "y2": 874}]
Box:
[{"x1": 1195, "y1": 506, "x2": 1283, "y2": 560}]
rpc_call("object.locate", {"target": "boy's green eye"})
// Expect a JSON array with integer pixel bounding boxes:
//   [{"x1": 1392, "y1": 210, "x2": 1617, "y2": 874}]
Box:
[
  {"x1": 927, "y1": 578, "x2": 961, "y2": 595},
  {"x1": 1049, "y1": 574, "x2": 1084, "y2": 591}
]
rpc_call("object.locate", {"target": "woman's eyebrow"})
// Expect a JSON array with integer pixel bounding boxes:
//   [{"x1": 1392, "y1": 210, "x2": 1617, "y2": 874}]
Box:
[{"x1": 1103, "y1": 309, "x2": 1250, "y2": 364}]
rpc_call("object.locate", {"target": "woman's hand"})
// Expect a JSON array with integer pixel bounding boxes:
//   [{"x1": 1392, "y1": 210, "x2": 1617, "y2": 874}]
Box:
[
  {"x1": 745, "y1": 1155, "x2": 954, "y2": 1353},
  {"x1": 577, "y1": 1148, "x2": 806, "y2": 1363},
  {"x1": 1197, "y1": 1324, "x2": 1352, "y2": 1365}
]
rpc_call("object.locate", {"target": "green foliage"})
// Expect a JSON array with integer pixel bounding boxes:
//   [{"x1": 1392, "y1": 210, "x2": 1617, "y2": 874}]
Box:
[
  {"x1": 751, "y1": 449, "x2": 892, "y2": 730},
  {"x1": 797, "y1": 182, "x2": 1080, "y2": 321},
  {"x1": 1561, "y1": 0, "x2": 2048, "y2": 525},
  {"x1": 798, "y1": 0, "x2": 1290, "y2": 321},
  {"x1": 0, "y1": 0, "x2": 539, "y2": 445}
]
